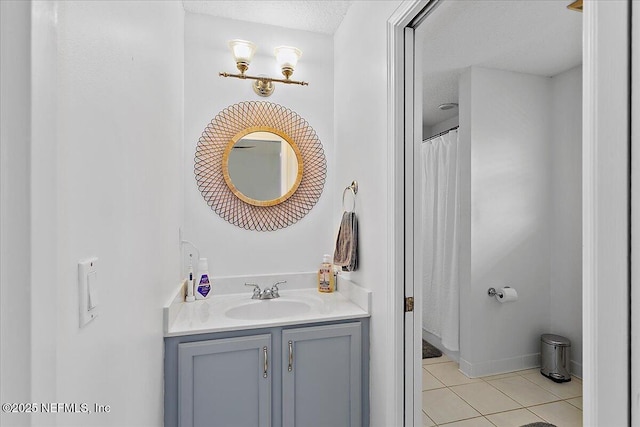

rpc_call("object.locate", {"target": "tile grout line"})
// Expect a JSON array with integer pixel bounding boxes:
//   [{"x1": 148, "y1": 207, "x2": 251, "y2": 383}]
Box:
[
  {"x1": 485, "y1": 371, "x2": 570, "y2": 407},
  {"x1": 430, "y1": 412, "x2": 481, "y2": 425},
  {"x1": 565, "y1": 398, "x2": 583, "y2": 410},
  {"x1": 422, "y1": 365, "x2": 447, "y2": 390},
  {"x1": 483, "y1": 384, "x2": 563, "y2": 408},
  {"x1": 484, "y1": 415, "x2": 499, "y2": 427},
  {"x1": 525, "y1": 406, "x2": 554, "y2": 424},
  {"x1": 448, "y1": 382, "x2": 522, "y2": 417},
  {"x1": 517, "y1": 371, "x2": 567, "y2": 400},
  {"x1": 477, "y1": 374, "x2": 527, "y2": 411},
  {"x1": 422, "y1": 390, "x2": 481, "y2": 425},
  {"x1": 432, "y1": 376, "x2": 518, "y2": 425},
  {"x1": 423, "y1": 364, "x2": 583, "y2": 427},
  {"x1": 434, "y1": 414, "x2": 498, "y2": 427},
  {"x1": 422, "y1": 384, "x2": 481, "y2": 425},
  {"x1": 518, "y1": 372, "x2": 584, "y2": 401}
]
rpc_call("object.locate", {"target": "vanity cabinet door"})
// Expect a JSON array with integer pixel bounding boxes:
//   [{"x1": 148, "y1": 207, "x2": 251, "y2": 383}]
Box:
[
  {"x1": 178, "y1": 334, "x2": 272, "y2": 427},
  {"x1": 282, "y1": 323, "x2": 361, "y2": 427}
]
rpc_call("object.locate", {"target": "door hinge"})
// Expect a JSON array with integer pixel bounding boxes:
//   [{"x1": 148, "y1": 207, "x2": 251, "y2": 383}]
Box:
[{"x1": 405, "y1": 297, "x2": 414, "y2": 312}]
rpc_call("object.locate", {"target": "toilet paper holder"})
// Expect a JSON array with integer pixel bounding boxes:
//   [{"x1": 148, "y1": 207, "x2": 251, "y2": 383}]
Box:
[{"x1": 487, "y1": 287, "x2": 511, "y2": 298}]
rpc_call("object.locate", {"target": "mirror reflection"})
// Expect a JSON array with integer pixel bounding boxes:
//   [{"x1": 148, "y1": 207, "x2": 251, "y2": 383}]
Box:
[{"x1": 226, "y1": 131, "x2": 300, "y2": 204}]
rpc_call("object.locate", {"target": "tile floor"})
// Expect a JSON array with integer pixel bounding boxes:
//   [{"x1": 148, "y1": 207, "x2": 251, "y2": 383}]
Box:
[{"x1": 421, "y1": 355, "x2": 582, "y2": 427}]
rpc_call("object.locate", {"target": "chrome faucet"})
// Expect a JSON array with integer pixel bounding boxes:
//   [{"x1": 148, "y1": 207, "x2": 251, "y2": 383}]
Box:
[
  {"x1": 270, "y1": 281, "x2": 286, "y2": 298},
  {"x1": 245, "y1": 281, "x2": 287, "y2": 300},
  {"x1": 245, "y1": 283, "x2": 262, "y2": 299}
]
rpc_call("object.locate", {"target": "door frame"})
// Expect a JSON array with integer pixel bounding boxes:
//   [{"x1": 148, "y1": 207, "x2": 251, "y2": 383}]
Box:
[
  {"x1": 632, "y1": 0, "x2": 639, "y2": 422},
  {"x1": 629, "y1": 2, "x2": 640, "y2": 421},
  {"x1": 387, "y1": 2, "x2": 430, "y2": 425},
  {"x1": 386, "y1": 0, "x2": 632, "y2": 425}
]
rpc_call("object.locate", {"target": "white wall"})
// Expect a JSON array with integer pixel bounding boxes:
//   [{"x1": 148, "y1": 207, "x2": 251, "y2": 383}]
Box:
[
  {"x1": 30, "y1": 2, "x2": 184, "y2": 425},
  {"x1": 459, "y1": 66, "x2": 553, "y2": 377},
  {"x1": 458, "y1": 68, "x2": 473, "y2": 375},
  {"x1": 0, "y1": 2, "x2": 32, "y2": 426},
  {"x1": 184, "y1": 13, "x2": 335, "y2": 278},
  {"x1": 30, "y1": 1, "x2": 60, "y2": 417},
  {"x1": 549, "y1": 65, "x2": 583, "y2": 377},
  {"x1": 456, "y1": 65, "x2": 583, "y2": 377},
  {"x1": 333, "y1": 1, "x2": 402, "y2": 426}
]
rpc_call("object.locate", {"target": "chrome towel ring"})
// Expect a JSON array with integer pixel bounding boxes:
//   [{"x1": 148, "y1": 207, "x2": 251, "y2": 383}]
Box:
[{"x1": 342, "y1": 180, "x2": 358, "y2": 212}]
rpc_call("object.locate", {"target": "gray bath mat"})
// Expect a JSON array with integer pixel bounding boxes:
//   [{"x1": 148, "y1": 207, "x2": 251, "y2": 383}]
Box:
[
  {"x1": 422, "y1": 340, "x2": 442, "y2": 359},
  {"x1": 520, "y1": 423, "x2": 556, "y2": 427}
]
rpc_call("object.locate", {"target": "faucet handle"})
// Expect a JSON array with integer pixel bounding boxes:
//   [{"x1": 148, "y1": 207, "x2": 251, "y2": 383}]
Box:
[
  {"x1": 271, "y1": 281, "x2": 287, "y2": 298},
  {"x1": 245, "y1": 283, "x2": 261, "y2": 299}
]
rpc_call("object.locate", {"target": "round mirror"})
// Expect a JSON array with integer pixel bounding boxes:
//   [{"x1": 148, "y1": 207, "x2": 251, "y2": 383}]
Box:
[
  {"x1": 222, "y1": 127, "x2": 303, "y2": 207},
  {"x1": 195, "y1": 101, "x2": 326, "y2": 231}
]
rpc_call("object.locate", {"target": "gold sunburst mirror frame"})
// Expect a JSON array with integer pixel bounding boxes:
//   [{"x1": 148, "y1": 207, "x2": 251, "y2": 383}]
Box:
[{"x1": 195, "y1": 101, "x2": 326, "y2": 231}]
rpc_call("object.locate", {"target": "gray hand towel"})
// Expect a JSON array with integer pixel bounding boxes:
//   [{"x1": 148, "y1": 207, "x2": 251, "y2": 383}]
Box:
[{"x1": 333, "y1": 211, "x2": 358, "y2": 271}]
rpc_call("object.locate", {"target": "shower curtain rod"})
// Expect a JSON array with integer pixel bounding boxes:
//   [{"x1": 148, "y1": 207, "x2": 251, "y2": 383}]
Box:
[{"x1": 423, "y1": 125, "x2": 459, "y2": 142}]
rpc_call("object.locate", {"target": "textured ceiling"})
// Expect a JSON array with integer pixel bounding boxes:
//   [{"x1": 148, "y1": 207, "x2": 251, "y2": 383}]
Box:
[
  {"x1": 182, "y1": 1, "x2": 353, "y2": 35},
  {"x1": 419, "y1": 0, "x2": 583, "y2": 127}
]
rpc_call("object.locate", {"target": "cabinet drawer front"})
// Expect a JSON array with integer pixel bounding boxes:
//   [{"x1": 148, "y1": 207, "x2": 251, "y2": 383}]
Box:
[
  {"x1": 282, "y1": 323, "x2": 362, "y2": 427},
  {"x1": 178, "y1": 335, "x2": 271, "y2": 427}
]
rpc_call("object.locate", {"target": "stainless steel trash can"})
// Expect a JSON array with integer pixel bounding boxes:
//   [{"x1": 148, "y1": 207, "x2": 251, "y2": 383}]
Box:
[{"x1": 540, "y1": 334, "x2": 571, "y2": 383}]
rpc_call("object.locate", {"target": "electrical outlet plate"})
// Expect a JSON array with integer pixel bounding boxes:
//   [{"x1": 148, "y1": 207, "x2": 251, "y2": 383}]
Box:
[{"x1": 78, "y1": 257, "x2": 99, "y2": 327}]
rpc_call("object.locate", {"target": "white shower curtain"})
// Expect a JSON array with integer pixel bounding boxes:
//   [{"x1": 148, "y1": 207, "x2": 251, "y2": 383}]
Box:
[{"x1": 421, "y1": 129, "x2": 460, "y2": 352}]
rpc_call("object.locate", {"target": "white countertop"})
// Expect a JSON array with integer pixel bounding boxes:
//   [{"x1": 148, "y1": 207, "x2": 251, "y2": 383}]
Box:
[{"x1": 164, "y1": 276, "x2": 371, "y2": 337}]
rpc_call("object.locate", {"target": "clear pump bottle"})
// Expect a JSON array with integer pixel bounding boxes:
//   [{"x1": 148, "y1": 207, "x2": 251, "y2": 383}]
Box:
[{"x1": 318, "y1": 254, "x2": 335, "y2": 293}]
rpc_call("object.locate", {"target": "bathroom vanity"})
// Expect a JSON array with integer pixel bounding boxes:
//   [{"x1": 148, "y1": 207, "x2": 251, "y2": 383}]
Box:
[{"x1": 163, "y1": 278, "x2": 371, "y2": 427}]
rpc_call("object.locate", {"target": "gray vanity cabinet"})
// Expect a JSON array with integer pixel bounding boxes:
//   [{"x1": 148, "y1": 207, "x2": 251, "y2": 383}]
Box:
[
  {"x1": 164, "y1": 319, "x2": 369, "y2": 427},
  {"x1": 177, "y1": 334, "x2": 272, "y2": 427},
  {"x1": 282, "y1": 323, "x2": 361, "y2": 427}
]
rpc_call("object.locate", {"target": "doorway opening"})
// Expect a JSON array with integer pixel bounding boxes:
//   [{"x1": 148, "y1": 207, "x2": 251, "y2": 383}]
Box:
[
  {"x1": 415, "y1": 2, "x2": 584, "y2": 425},
  {"x1": 388, "y1": 1, "x2": 632, "y2": 426}
]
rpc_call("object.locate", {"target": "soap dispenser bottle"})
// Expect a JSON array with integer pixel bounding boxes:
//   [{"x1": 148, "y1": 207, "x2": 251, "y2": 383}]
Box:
[
  {"x1": 318, "y1": 254, "x2": 335, "y2": 293},
  {"x1": 195, "y1": 257, "x2": 211, "y2": 299}
]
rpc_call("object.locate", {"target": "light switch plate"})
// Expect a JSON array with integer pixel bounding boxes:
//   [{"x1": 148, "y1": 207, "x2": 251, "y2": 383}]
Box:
[{"x1": 78, "y1": 257, "x2": 99, "y2": 327}]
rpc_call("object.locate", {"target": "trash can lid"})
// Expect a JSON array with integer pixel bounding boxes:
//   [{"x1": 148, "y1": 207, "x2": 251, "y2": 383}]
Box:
[{"x1": 541, "y1": 334, "x2": 571, "y2": 346}]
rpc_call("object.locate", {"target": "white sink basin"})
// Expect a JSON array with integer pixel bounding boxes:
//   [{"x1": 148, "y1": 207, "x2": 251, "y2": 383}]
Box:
[{"x1": 224, "y1": 299, "x2": 311, "y2": 320}]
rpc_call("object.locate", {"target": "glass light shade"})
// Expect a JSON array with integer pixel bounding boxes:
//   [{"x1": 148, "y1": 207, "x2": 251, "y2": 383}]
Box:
[
  {"x1": 274, "y1": 46, "x2": 302, "y2": 71},
  {"x1": 228, "y1": 39, "x2": 257, "y2": 64}
]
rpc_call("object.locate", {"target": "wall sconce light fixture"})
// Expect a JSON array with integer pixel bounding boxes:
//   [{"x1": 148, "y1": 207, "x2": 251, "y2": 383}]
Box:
[
  {"x1": 567, "y1": 0, "x2": 583, "y2": 12},
  {"x1": 219, "y1": 39, "x2": 308, "y2": 97}
]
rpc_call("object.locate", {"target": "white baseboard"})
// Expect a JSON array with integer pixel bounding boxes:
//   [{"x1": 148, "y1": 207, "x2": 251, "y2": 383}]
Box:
[
  {"x1": 459, "y1": 353, "x2": 540, "y2": 378},
  {"x1": 421, "y1": 322, "x2": 583, "y2": 379},
  {"x1": 458, "y1": 354, "x2": 583, "y2": 379},
  {"x1": 570, "y1": 360, "x2": 583, "y2": 379}
]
